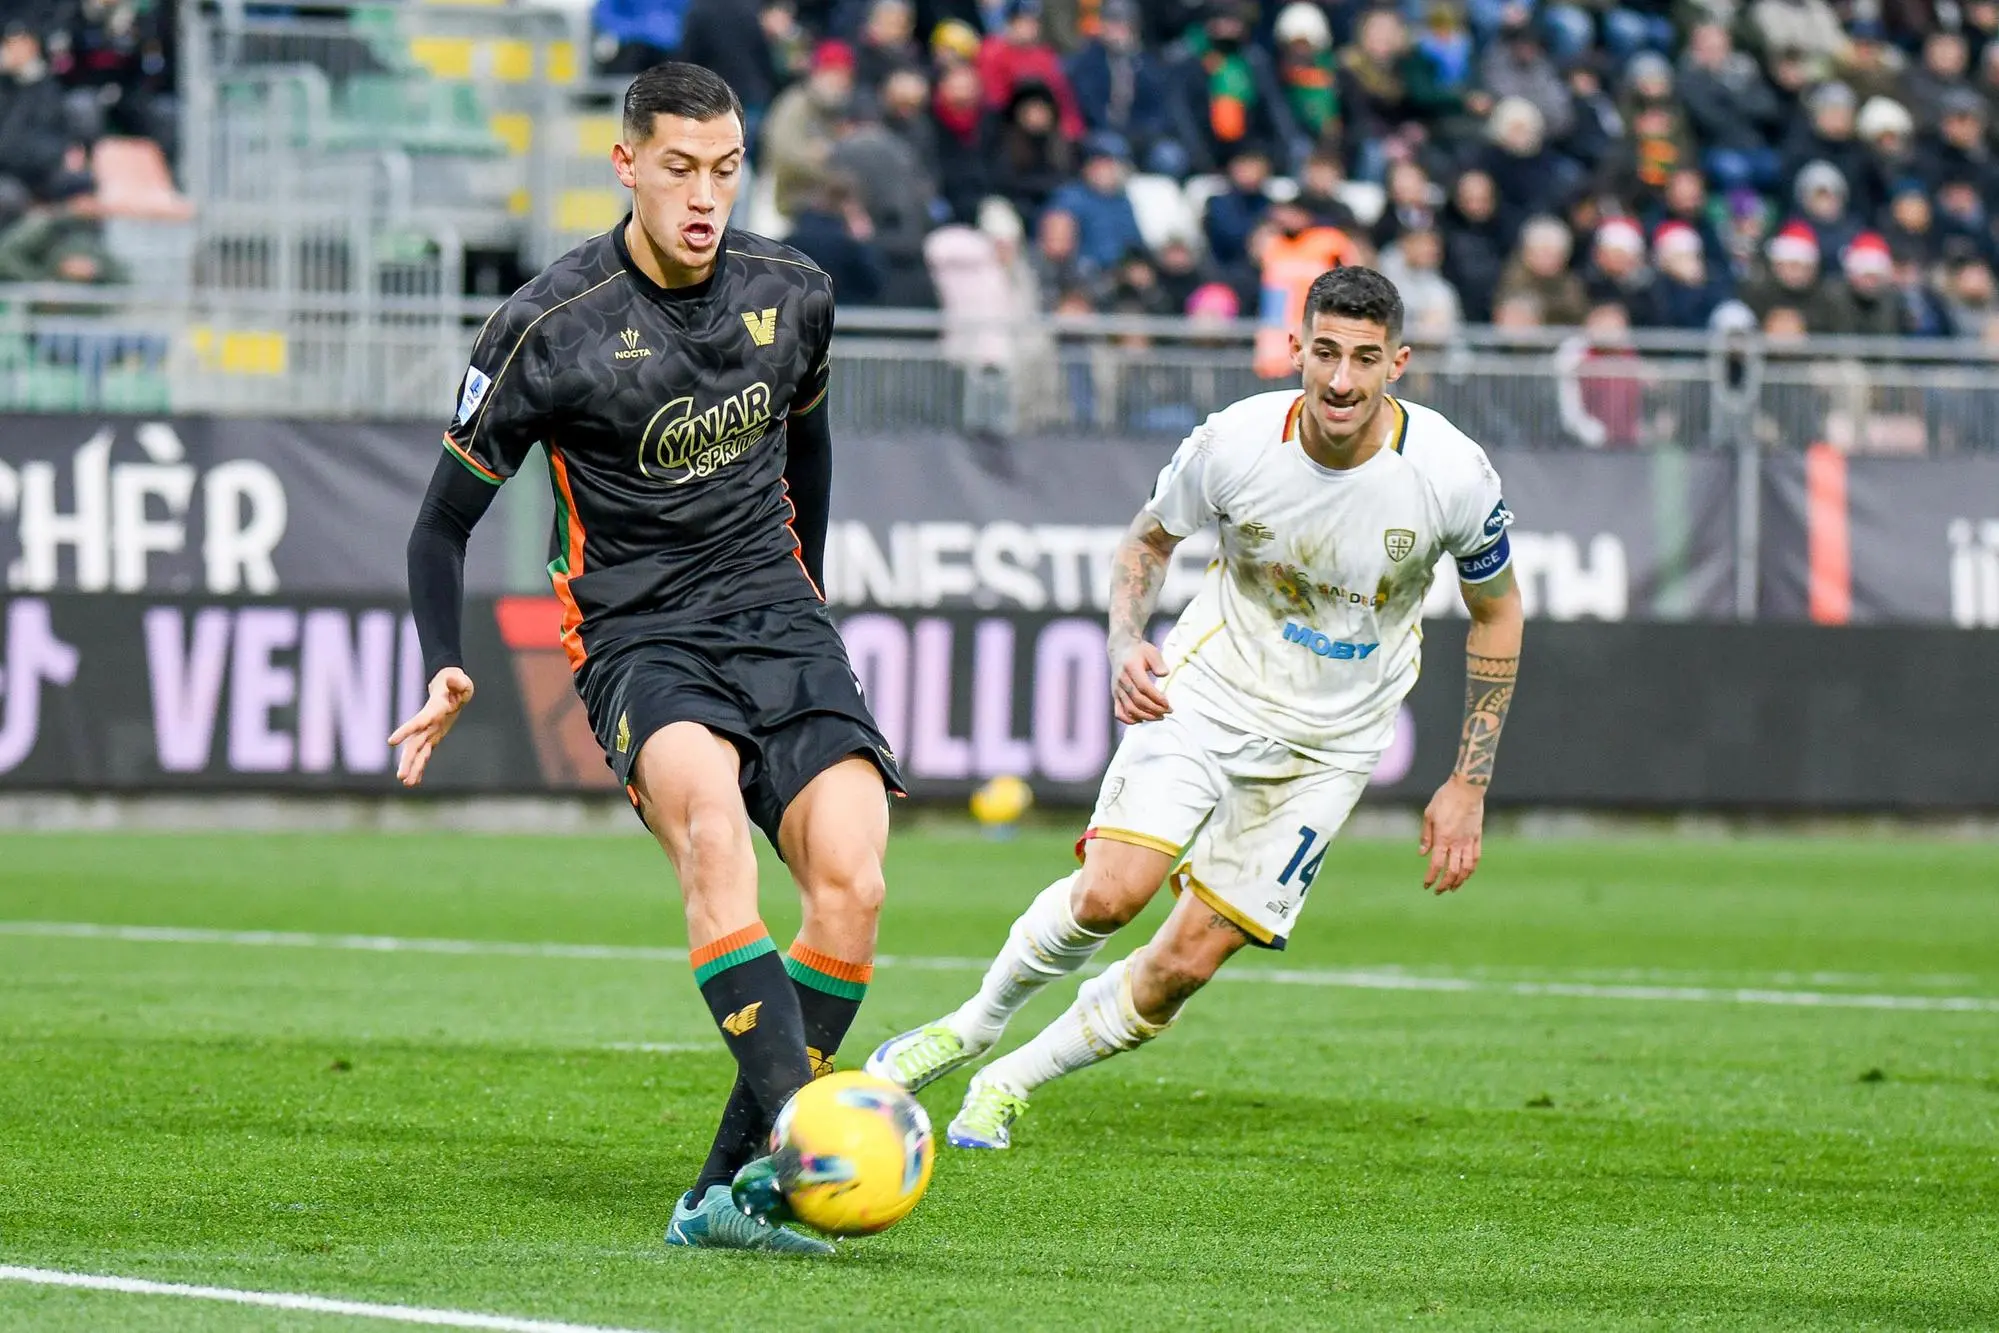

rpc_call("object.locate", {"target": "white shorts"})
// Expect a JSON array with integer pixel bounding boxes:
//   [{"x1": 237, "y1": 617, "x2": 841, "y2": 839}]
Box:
[{"x1": 1081, "y1": 706, "x2": 1377, "y2": 949}]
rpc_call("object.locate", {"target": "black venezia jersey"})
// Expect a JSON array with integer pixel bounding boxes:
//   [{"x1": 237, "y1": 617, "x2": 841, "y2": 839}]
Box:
[{"x1": 442, "y1": 222, "x2": 833, "y2": 669}]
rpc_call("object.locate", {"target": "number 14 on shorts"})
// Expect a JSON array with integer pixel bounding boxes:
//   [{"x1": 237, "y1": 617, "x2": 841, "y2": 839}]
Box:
[{"x1": 1279, "y1": 826, "x2": 1327, "y2": 894}]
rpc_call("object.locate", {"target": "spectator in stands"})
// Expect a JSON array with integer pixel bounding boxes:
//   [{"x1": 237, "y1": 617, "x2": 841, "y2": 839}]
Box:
[
  {"x1": 593, "y1": 0, "x2": 689, "y2": 75},
  {"x1": 1645, "y1": 220, "x2": 1731, "y2": 328},
  {"x1": 1031, "y1": 204, "x2": 1089, "y2": 303},
  {"x1": 680, "y1": 0, "x2": 792, "y2": 140},
  {"x1": 1272, "y1": 2, "x2": 1341, "y2": 156},
  {"x1": 1746, "y1": 0, "x2": 1849, "y2": 79},
  {"x1": 763, "y1": 40, "x2": 857, "y2": 219},
  {"x1": 979, "y1": 0, "x2": 1084, "y2": 140},
  {"x1": 1904, "y1": 30, "x2": 1972, "y2": 133},
  {"x1": 1742, "y1": 221, "x2": 1847, "y2": 330},
  {"x1": 1105, "y1": 246, "x2": 1177, "y2": 315},
  {"x1": 930, "y1": 63, "x2": 991, "y2": 225},
  {"x1": 1935, "y1": 179, "x2": 1993, "y2": 264},
  {"x1": 1415, "y1": 3, "x2": 1475, "y2": 96},
  {"x1": 1855, "y1": 97, "x2": 1921, "y2": 217},
  {"x1": 1491, "y1": 290, "x2": 1544, "y2": 326},
  {"x1": 1943, "y1": 255, "x2": 1998, "y2": 337},
  {"x1": 1601, "y1": 64, "x2": 1693, "y2": 210},
  {"x1": 1479, "y1": 96, "x2": 1574, "y2": 237},
  {"x1": 1047, "y1": 132, "x2": 1145, "y2": 270},
  {"x1": 1496, "y1": 214, "x2": 1590, "y2": 325},
  {"x1": 1925, "y1": 91, "x2": 1999, "y2": 202},
  {"x1": 1372, "y1": 159, "x2": 1442, "y2": 249},
  {"x1": 1651, "y1": 168, "x2": 1729, "y2": 275},
  {"x1": 1294, "y1": 148, "x2": 1365, "y2": 231},
  {"x1": 1840, "y1": 22, "x2": 1906, "y2": 106},
  {"x1": 1580, "y1": 215, "x2": 1656, "y2": 321},
  {"x1": 1791, "y1": 159, "x2": 1862, "y2": 262},
  {"x1": 1895, "y1": 248, "x2": 1958, "y2": 336},
  {"x1": 1250, "y1": 198, "x2": 1361, "y2": 377},
  {"x1": 1827, "y1": 230, "x2": 1903, "y2": 334},
  {"x1": 1882, "y1": 183, "x2": 1941, "y2": 268},
  {"x1": 0, "y1": 200, "x2": 124, "y2": 287},
  {"x1": 828, "y1": 99, "x2": 940, "y2": 307},
  {"x1": 1377, "y1": 225, "x2": 1464, "y2": 338},
  {"x1": 1442, "y1": 167, "x2": 1509, "y2": 320},
  {"x1": 786, "y1": 175, "x2": 887, "y2": 305},
  {"x1": 0, "y1": 26, "x2": 92, "y2": 209},
  {"x1": 1978, "y1": 39, "x2": 1999, "y2": 125},
  {"x1": 1781, "y1": 82, "x2": 1869, "y2": 206},
  {"x1": 856, "y1": 0, "x2": 923, "y2": 88},
  {"x1": 1678, "y1": 21, "x2": 1784, "y2": 191},
  {"x1": 990, "y1": 80, "x2": 1075, "y2": 221},
  {"x1": 1336, "y1": 9, "x2": 1417, "y2": 177},
  {"x1": 1478, "y1": 9, "x2": 1574, "y2": 143},
  {"x1": 1153, "y1": 235, "x2": 1215, "y2": 312},
  {"x1": 880, "y1": 67, "x2": 944, "y2": 203},
  {"x1": 929, "y1": 18, "x2": 983, "y2": 73},
  {"x1": 1173, "y1": 0, "x2": 1297, "y2": 176},
  {"x1": 1066, "y1": 0, "x2": 1179, "y2": 175},
  {"x1": 1560, "y1": 52, "x2": 1623, "y2": 176},
  {"x1": 1202, "y1": 146, "x2": 1273, "y2": 267},
  {"x1": 1556, "y1": 301, "x2": 1647, "y2": 447}
]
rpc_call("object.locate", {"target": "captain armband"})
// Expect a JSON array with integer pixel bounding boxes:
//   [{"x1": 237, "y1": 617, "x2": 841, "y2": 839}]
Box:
[{"x1": 1456, "y1": 531, "x2": 1512, "y2": 583}]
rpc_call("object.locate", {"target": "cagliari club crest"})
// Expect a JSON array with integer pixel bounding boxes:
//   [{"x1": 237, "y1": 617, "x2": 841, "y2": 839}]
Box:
[{"x1": 1384, "y1": 528, "x2": 1416, "y2": 562}]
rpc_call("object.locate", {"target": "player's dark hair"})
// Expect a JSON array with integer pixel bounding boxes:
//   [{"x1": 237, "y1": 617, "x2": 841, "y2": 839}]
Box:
[
  {"x1": 623, "y1": 62, "x2": 745, "y2": 143},
  {"x1": 1301, "y1": 266, "x2": 1405, "y2": 343}
]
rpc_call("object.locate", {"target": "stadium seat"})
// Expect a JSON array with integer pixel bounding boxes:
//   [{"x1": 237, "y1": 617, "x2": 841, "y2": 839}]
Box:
[{"x1": 1127, "y1": 173, "x2": 1199, "y2": 252}]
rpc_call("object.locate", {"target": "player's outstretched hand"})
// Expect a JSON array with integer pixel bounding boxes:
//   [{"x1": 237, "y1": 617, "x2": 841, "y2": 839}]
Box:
[
  {"x1": 1420, "y1": 775, "x2": 1485, "y2": 894},
  {"x1": 1111, "y1": 641, "x2": 1172, "y2": 726},
  {"x1": 388, "y1": 667, "x2": 475, "y2": 788}
]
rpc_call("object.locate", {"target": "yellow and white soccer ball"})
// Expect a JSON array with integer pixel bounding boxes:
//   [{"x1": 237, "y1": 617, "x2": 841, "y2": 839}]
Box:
[
  {"x1": 770, "y1": 1071, "x2": 935, "y2": 1236},
  {"x1": 969, "y1": 774, "x2": 1034, "y2": 828}
]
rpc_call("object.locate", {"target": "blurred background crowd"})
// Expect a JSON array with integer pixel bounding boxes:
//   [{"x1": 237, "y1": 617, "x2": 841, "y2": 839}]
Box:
[{"x1": 579, "y1": 0, "x2": 1999, "y2": 349}]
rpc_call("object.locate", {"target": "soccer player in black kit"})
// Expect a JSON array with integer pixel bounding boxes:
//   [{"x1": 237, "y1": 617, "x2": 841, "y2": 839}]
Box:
[{"x1": 389, "y1": 63, "x2": 903, "y2": 1256}]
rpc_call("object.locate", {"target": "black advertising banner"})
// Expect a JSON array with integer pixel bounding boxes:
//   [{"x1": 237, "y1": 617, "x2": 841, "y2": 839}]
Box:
[
  {"x1": 1, "y1": 593, "x2": 1995, "y2": 810},
  {"x1": 1761, "y1": 447, "x2": 1999, "y2": 626}
]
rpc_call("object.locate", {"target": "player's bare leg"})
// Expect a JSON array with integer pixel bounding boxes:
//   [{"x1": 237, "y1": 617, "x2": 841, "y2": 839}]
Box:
[
  {"x1": 867, "y1": 835, "x2": 1173, "y2": 1092},
  {"x1": 636, "y1": 722, "x2": 828, "y2": 1255},
  {"x1": 949, "y1": 884, "x2": 1251, "y2": 1149}
]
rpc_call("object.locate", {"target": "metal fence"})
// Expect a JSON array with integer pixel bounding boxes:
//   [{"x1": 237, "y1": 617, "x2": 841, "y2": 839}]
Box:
[{"x1": 5, "y1": 292, "x2": 1999, "y2": 453}]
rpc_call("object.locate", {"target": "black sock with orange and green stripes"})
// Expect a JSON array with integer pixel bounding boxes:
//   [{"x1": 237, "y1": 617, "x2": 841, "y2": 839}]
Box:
[
  {"x1": 688, "y1": 923, "x2": 812, "y2": 1200},
  {"x1": 690, "y1": 940, "x2": 873, "y2": 1200}
]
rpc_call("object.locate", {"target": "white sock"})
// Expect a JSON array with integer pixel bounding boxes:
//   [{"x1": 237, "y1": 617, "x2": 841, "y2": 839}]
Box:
[
  {"x1": 976, "y1": 957, "x2": 1170, "y2": 1096},
  {"x1": 947, "y1": 873, "x2": 1109, "y2": 1044}
]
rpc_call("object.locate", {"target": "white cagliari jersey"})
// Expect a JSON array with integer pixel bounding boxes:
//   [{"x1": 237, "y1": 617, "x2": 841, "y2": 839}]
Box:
[{"x1": 1144, "y1": 390, "x2": 1512, "y2": 759}]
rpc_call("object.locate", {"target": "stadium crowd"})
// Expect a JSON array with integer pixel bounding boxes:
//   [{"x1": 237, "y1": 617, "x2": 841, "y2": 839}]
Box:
[{"x1": 593, "y1": 0, "x2": 1999, "y2": 342}]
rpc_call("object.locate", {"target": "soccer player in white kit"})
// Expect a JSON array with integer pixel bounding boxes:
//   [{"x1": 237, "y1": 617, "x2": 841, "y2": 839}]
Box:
[{"x1": 867, "y1": 267, "x2": 1526, "y2": 1148}]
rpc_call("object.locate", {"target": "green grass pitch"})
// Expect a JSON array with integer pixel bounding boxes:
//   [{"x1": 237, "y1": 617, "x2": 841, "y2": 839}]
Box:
[{"x1": 0, "y1": 828, "x2": 1995, "y2": 1331}]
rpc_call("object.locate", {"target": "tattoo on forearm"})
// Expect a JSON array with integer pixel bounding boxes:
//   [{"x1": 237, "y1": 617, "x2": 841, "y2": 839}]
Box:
[
  {"x1": 1108, "y1": 533, "x2": 1169, "y2": 653},
  {"x1": 1454, "y1": 653, "x2": 1517, "y2": 787}
]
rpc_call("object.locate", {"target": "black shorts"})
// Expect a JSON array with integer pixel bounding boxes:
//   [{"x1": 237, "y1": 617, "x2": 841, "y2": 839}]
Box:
[{"x1": 576, "y1": 599, "x2": 906, "y2": 849}]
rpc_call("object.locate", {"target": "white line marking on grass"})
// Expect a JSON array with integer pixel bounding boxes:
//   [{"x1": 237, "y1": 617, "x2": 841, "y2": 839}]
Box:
[
  {"x1": 0, "y1": 1266, "x2": 662, "y2": 1333},
  {"x1": 4, "y1": 920, "x2": 1996, "y2": 1014}
]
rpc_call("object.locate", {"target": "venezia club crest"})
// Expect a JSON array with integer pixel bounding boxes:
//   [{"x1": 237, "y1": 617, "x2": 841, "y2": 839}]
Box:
[{"x1": 1384, "y1": 528, "x2": 1416, "y2": 562}]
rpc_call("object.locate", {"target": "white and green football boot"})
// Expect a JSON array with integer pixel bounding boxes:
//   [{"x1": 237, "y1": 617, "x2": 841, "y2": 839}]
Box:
[
  {"x1": 946, "y1": 1076, "x2": 1030, "y2": 1150},
  {"x1": 864, "y1": 1022, "x2": 991, "y2": 1093},
  {"x1": 663, "y1": 1183, "x2": 833, "y2": 1256}
]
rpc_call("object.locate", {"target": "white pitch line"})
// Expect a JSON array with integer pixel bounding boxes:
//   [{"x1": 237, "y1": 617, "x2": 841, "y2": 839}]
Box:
[
  {"x1": 0, "y1": 1266, "x2": 661, "y2": 1333},
  {"x1": 3, "y1": 920, "x2": 1996, "y2": 1014}
]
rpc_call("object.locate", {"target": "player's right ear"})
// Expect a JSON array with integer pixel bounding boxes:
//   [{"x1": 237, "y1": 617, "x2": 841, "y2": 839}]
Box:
[{"x1": 611, "y1": 140, "x2": 638, "y2": 190}]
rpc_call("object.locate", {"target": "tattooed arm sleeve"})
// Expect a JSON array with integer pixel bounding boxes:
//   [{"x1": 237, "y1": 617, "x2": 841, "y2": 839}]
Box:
[
  {"x1": 1454, "y1": 565, "x2": 1524, "y2": 788},
  {"x1": 1107, "y1": 512, "x2": 1180, "y2": 659}
]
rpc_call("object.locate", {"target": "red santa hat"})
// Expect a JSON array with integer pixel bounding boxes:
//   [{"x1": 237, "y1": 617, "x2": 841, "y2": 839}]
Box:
[
  {"x1": 1652, "y1": 220, "x2": 1703, "y2": 261},
  {"x1": 1766, "y1": 222, "x2": 1820, "y2": 265},
  {"x1": 1843, "y1": 230, "x2": 1894, "y2": 277}
]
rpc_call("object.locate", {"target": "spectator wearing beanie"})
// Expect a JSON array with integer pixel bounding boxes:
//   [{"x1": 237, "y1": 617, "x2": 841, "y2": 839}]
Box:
[
  {"x1": 1065, "y1": 0, "x2": 1178, "y2": 175},
  {"x1": 1826, "y1": 230, "x2": 1906, "y2": 334},
  {"x1": 1646, "y1": 220, "x2": 1732, "y2": 328},
  {"x1": 1855, "y1": 96, "x2": 1924, "y2": 219},
  {"x1": 1496, "y1": 215, "x2": 1591, "y2": 326},
  {"x1": 1678, "y1": 22, "x2": 1785, "y2": 190},
  {"x1": 1047, "y1": 132, "x2": 1146, "y2": 271},
  {"x1": 1925, "y1": 90, "x2": 1999, "y2": 203},
  {"x1": 1792, "y1": 159, "x2": 1862, "y2": 261},
  {"x1": 1580, "y1": 216, "x2": 1658, "y2": 324},
  {"x1": 762, "y1": 39, "x2": 857, "y2": 219},
  {"x1": 1273, "y1": 2, "x2": 1342, "y2": 154},
  {"x1": 980, "y1": 1, "x2": 1085, "y2": 140},
  {"x1": 991, "y1": 80, "x2": 1076, "y2": 221},
  {"x1": 929, "y1": 19, "x2": 982, "y2": 73},
  {"x1": 1742, "y1": 221, "x2": 1848, "y2": 330}
]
